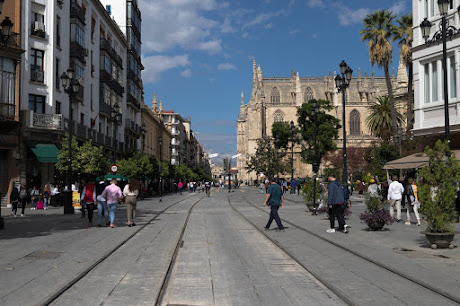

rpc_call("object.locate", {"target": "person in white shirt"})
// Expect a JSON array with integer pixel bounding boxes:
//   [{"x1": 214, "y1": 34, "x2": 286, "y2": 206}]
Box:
[{"x1": 387, "y1": 175, "x2": 405, "y2": 222}]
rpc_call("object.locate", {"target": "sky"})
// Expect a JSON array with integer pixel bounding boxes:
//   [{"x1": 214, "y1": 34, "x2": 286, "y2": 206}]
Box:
[{"x1": 139, "y1": 0, "x2": 411, "y2": 163}]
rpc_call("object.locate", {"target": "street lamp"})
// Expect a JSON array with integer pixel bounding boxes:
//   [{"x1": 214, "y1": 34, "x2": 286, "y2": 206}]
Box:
[
  {"x1": 311, "y1": 99, "x2": 320, "y2": 215},
  {"x1": 60, "y1": 67, "x2": 81, "y2": 215},
  {"x1": 0, "y1": 16, "x2": 13, "y2": 44},
  {"x1": 159, "y1": 136, "x2": 163, "y2": 202},
  {"x1": 335, "y1": 60, "x2": 353, "y2": 185},
  {"x1": 228, "y1": 157, "x2": 232, "y2": 192},
  {"x1": 290, "y1": 120, "x2": 295, "y2": 193},
  {"x1": 420, "y1": 0, "x2": 459, "y2": 150}
]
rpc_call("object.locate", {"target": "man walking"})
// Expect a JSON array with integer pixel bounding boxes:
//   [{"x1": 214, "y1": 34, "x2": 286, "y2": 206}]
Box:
[
  {"x1": 388, "y1": 175, "x2": 405, "y2": 222},
  {"x1": 263, "y1": 178, "x2": 285, "y2": 231},
  {"x1": 327, "y1": 174, "x2": 348, "y2": 233}
]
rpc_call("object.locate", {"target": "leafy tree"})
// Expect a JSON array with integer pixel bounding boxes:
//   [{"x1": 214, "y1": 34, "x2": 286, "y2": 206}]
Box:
[
  {"x1": 271, "y1": 121, "x2": 292, "y2": 149},
  {"x1": 361, "y1": 9, "x2": 398, "y2": 135},
  {"x1": 363, "y1": 141, "x2": 400, "y2": 178},
  {"x1": 245, "y1": 137, "x2": 288, "y2": 180},
  {"x1": 78, "y1": 140, "x2": 109, "y2": 179},
  {"x1": 324, "y1": 147, "x2": 369, "y2": 178},
  {"x1": 418, "y1": 140, "x2": 460, "y2": 233},
  {"x1": 394, "y1": 13, "x2": 413, "y2": 130},
  {"x1": 56, "y1": 133, "x2": 82, "y2": 178},
  {"x1": 297, "y1": 100, "x2": 340, "y2": 164},
  {"x1": 366, "y1": 96, "x2": 404, "y2": 141},
  {"x1": 117, "y1": 152, "x2": 153, "y2": 179}
]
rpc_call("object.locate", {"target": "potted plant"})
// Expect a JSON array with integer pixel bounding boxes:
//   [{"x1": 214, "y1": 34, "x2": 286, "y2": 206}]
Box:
[
  {"x1": 418, "y1": 140, "x2": 460, "y2": 249},
  {"x1": 302, "y1": 177, "x2": 320, "y2": 212},
  {"x1": 359, "y1": 194, "x2": 394, "y2": 231}
]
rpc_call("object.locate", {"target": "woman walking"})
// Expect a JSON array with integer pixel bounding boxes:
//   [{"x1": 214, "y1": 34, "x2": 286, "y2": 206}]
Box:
[
  {"x1": 406, "y1": 177, "x2": 421, "y2": 226},
  {"x1": 19, "y1": 185, "x2": 28, "y2": 216},
  {"x1": 123, "y1": 178, "x2": 139, "y2": 227},
  {"x1": 102, "y1": 178, "x2": 123, "y2": 228},
  {"x1": 10, "y1": 186, "x2": 19, "y2": 216},
  {"x1": 42, "y1": 185, "x2": 50, "y2": 210},
  {"x1": 80, "y1": 179, "x2": 96, "y2": 227}
]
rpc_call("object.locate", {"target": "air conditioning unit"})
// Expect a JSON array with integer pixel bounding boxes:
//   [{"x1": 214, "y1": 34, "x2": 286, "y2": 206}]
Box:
[{"x1": 34, "y1": 21, "x2": 45, "y2": 32}]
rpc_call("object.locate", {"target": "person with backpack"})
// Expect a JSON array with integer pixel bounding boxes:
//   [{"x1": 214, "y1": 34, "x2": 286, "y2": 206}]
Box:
[
  {"x1": 367, "y1": 179, "x2": 380, "y2": 198},
  {"x1": 19, "y1": 185, "x2": 28, "y2": 216},
  {"x1": 406, "y1": 177, "x2": 421, "y2": 226},
  {"x1": 80, "y1": 179, "x2": 96, "y2": 227},
  {"x1": 10, "y1": 186, "x2": 20, "y2": 217},
  {"x1": 327, "y1": 174, "x2": 348, "y2": 233}
]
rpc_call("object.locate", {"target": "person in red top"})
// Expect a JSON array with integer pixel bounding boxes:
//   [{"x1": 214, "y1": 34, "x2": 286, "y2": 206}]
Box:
[{"x1": 80, "y1": 179, "x2": 96, "y2": 227}]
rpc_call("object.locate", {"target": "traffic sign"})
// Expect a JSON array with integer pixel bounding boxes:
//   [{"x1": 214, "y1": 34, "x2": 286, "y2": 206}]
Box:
[{"x1": 111, "y1": 164, "x2": 118, "y2": 173}]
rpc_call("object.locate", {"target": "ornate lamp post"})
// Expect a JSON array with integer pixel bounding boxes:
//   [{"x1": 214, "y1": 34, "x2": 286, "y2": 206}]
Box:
[
  {"x1": 0, "y1": 16, "x2": 13, "y2": 44},
  {"x1": 290, "y1": 120, "x2": 295, "y2": 193},
  {"x1": 311, "y1": 99, "x2": 320, "y2": 215},
  {"x1": 335, "y1": 60, "x2": 353, "y2": 185},
  {"x1": 228, "y1": 157, "x2": 232, "y2": 192},
  {"x1": 420, "y1": 0, "x2": 459, "y2": 150},
  {"x1": 159, "y1": 136, "x2": 163, "y2": 202},
  {"x1": 60, "y1": 67, "x2": 81, "y2": 214}
]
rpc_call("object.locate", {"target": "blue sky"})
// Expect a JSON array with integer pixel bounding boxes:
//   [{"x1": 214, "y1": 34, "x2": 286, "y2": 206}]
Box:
[{"x1": 139, "y1": 0, "x2": 411, "y2": 162}]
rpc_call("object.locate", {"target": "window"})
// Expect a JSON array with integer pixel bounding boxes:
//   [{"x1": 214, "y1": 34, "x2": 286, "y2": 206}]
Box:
[
  {"x1": 91, "y1": 17, "x2": 96, "y2": 42},
  {"x1": 56, "y1": 101, "x2": 61, "y2": 114},
  {"x1": 55, "y1": 58, "x2": 60, "y2": 90},
  {"x1": 74, "y1": 60, "x2": 84, "y2": 82},
  {"x1": 304, "y1": 87, "x2": 314, "y2": 103},
  {"x1": 29, "y1": 94, "x2": 45, "y2": 114},
  {"x1": 449, "y1": 56, "x2": 457, "y2": 98},
  {"x1": 80, "y1": 113, "x2": 84, "y2": 124},
  {"x1": 56, "y1": 16, "x2": 61, "y2": 47},
  {"x1": 30, "y1": 49, "x2": 44, "y2": 70},
  {"x1": 270, "y1": 87, "x2": 280, "y2": 105},
  {"x1": 0, "y1": 58, "x2": 15, "y2": 106},
  {"x1": 349, "y1": 109, "x2": 361, "y2": 136},
  {"x1": 424, "y1": 63, "x2": 430, "y2": 103},
  {"x1": 274, "y1": 111, "x2": 284, "y2": 122},
  {"x1": 71, "y1": 20, "x2": 85, "y2": 47},
  {"x1": 432, "y1": 62, "x2": 438, "y2": 102}
]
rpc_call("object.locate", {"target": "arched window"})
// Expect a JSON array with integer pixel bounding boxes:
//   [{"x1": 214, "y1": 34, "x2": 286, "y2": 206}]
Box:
[
  {"x1": 274, "y1": 111, "x2": 284, "y2": 122},
  {"x1": 271, "y1": 87, "x2": 280, "y2": 105},
  {"x1": 349, "y1": 109, "x2": 361, "y2": 136},
  {"x1": 304, "y1": 87, "x2": 314, "y2": 103}
]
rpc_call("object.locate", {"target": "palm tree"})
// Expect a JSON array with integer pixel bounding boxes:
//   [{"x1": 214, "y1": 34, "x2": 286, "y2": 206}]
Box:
[
  {"x1": 394, "y1": 14, "x2": 413, "y2": 131},
  {"x1": 360, "y1": 10, "x2": 398, "y2": 135},
  {"x1": 366, "y1": 96, "x2": 404, "y2": 141}
]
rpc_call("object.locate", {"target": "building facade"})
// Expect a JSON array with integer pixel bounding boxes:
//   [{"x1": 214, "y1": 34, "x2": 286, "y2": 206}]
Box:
[
  {"x1": 162, "y1": 110, "x2": 188, "y2": 166},
  {"x1": 0, "y1": 0, "x2": 24, "y2": 206},
  {"x1": 19, "y1": 0, "x2": 131, "y2": 190},
  {"x1": 237, "y1": 60, "x2": 408, "y2": 182},
  {"x1": 412, "y1": 0, "x2": 460, "y2": 145}
]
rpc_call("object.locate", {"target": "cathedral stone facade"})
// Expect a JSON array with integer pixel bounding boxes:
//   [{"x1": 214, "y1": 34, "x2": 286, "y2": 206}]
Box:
[{"x1": 236, "y1": 60, "x2": 408, "y2": 182}]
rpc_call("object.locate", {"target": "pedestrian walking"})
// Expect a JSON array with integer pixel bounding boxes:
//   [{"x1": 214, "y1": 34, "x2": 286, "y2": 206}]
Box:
[
  {"x1": 42, "y1": 185, "x2": 50, "y2": 210},
  {"x1": 406, "y1": 177, "x2": 421, "y2": 226},
  {"x1": 356, "y1": 180, "x2": 364, "y2": 197},
  {"x1": 102, "y1": 178, "x2": 123, "y2": 228},
  {"x1": 96, "y1": 179, "x2": 109, "y2": 227},
  {"x1": 19, "y1": 184, "x2": 28, "y2": 216},
  {"x1": 123, "y1": 178, "x2": 139, "y2": 227},
  {"x1": 10, "y1": 186, "x2": 19, "y2": 217},
  {"x1": 388, "y1": 175, "x2": 405, "y2": 222},
  {"x1": 282, "y1": 180, "x2": 288, "y2": 193},
  {"x1": 326, "y1": 174, "x2": 348, "y2": 233},
  {"x1": 263, "y1": 178, "x2": 285, "y2": 231},
  {"x1": 80, "y1": 179, "x2": 96, "y2": 227},
  {"x1": 178, "y1": 181, "x2": 183, "y2": 195},
  {"x1": 205, "y1": 181, "x2": 211, "y2": 197},
  {"x1": 30, "y1": 186, "x2": 39, "y2": 210},
  {"x1": 367, "y1": 179, "x2": 380, "y2": 198}
]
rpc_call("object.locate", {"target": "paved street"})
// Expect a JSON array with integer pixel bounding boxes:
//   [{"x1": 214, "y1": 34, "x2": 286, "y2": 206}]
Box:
[{"x1": 1, "y1": 187, "x2": 459, "y2": 305}]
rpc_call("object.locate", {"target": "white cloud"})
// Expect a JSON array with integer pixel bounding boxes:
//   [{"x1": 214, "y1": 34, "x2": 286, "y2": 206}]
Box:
[
  {"x1": 141, "y1": 55, "x2": 190, "y2": 83},
  {"x1": 290, "y1": 29, "x2": 300, "y2": 35},
  {"x1": 181, "y1": 68, "x2": 192, "y2": 77},
  {"x1": 218, "y1": 63, "x2": 237, "y2": 70},
  {"x1": 307, "y1": 0, "x2": 323, "y2": 8},
  {"x1": 139, "y1": 0, "x2": 222, "y2": 54},
  {"x1": 389, "y1": 1, "x2": 406, "y2": 15},
  {"x1": 242, "y1": 10, "x2": 287, "y2": 30},
  {"x1": 334, "y1": 4, "x2": 371, "y2": 26},
  {"x1": 221, "y1": 16, "x2": 236, "y2": 33}
]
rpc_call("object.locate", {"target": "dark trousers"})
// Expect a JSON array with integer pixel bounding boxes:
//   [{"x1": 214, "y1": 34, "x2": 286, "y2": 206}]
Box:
[
  {"x1": 265, "y1": 205, "x2": 284, "y2": 230},
  {"x1": 81, "y1": 201, "x2": 86, "y2": 217},
  {"x1": 329, "y1": 204, "x2": 345, "y2": 231},
  {"x1": 86, "y1": 203, "x2": 95, "y2": 223},
  {"x1": 20, "y1": 199, "x2": 27, "y2": 215},
  {"x1": 11, "y1": 201, "x2": 18, "y2": 215}
]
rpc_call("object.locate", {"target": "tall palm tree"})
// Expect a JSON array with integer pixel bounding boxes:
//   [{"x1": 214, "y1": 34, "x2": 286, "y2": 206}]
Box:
[
  {"x1": 394, "y1": 14, "x2": 413, "y2": 131},
  {"x1": 366, "y1": 96, "x2": 404, "y2": 141},
  {"x1": 360, "y1": 10, "x2": 398, "y2": 136}
]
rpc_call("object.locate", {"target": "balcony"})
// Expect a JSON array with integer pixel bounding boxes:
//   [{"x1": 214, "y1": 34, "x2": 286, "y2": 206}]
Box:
[
  {"x1": 31, "y1": 21, "x2": 46, "y2": 38},
  {"x1": 171, "y1": 149, "x2": 179, "y2": 156},
  {"x1": 30, "y1": 68, "x2": 44, "y2": 83},
  {"x1": 70, "y1": 1, "x2": 86, "y2": 24},
  {"x1": 0, "y1": 103, "x2": 15, "y2": 121},
  {"x1": 171, "y1": 139, "x2": 180, "y2": 146},
  {"x1": 100, "y1": 69, "x2": 123, "y2": 96},
  {"x1": 105, "y1": 135, "x2": 111, "y2": 147},
  {"x1": 124, "y1": 118, "x2": 141, "y2": 135},
  {"x1": 100, "y1": 38, "x2": 123, "y2": 67},
  {"x1": 73, "y1": 84, "x2": 84, "y2": 102},
  {"x1": 70, "y1": 41, "x2": 86, "y2": 63},
  {"x1": 24, "y1": 111, "x2": 63, "y2": 130},
  {"x1": 127, "y1": 93, "x2": 140, "y2": 110},
  {"x1": 76, "y1": 122, "x2": 88, "y2": 138},
  {"x1": 172, "y1": 129, "x2": 180, "y2": 136},
  {"x1": 96, "y1": 131, "x2": 104, "y2": 145}
]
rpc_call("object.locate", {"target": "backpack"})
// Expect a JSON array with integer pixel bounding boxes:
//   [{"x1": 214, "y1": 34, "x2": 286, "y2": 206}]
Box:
[{"x1": 19, "y1": 188, "x2": 27, "y2": 200}]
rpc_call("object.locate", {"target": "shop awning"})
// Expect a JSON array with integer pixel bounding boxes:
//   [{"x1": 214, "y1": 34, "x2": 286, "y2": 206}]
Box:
[
  {"x1": 28, "y1": 142, "x2": 60, "y2": 163},
  {"x1": 383, "y1": 150, "x2": 460, "y2": 170}
]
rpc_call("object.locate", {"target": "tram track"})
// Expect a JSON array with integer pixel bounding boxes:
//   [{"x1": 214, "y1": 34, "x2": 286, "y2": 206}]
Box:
[
  {"x1": 42, "y1": 194, "x2": 204, "y2": 306},
  {"x1": 228, "y1": 194, "x2": 460, "y2": 305}
]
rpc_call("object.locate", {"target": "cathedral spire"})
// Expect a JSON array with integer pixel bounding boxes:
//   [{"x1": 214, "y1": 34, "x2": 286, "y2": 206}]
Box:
[
  {"x1": 241, "y1": 91, "x2": 244, "y2": 105},
  {"x1": 152, "y1": 92, "x2": 158, "y2": 112}
]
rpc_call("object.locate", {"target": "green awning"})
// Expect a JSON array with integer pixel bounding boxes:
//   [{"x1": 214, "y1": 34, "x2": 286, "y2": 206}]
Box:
[{"x1": 28, "y1": 143, "x2": 60, "y2": 163}]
